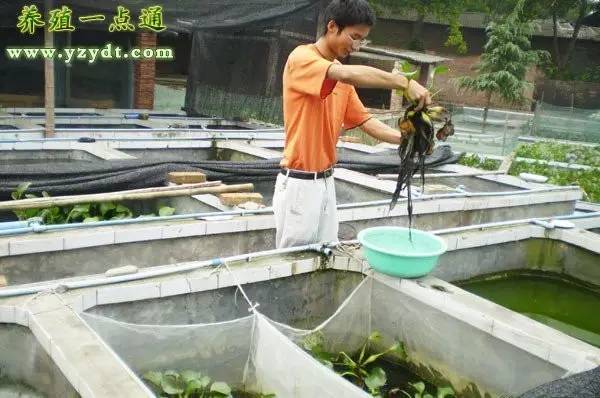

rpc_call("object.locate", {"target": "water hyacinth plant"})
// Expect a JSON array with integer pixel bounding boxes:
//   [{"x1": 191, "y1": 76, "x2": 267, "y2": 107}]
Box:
[
  {"x1": 304, "y1": 331, "x2": 410, "y2": 397},
  {"x1": 143, "y1": 370, "x2": 233, "y2": 398},
  {"x1": 11, "y1": 182, "x2": 175, "y2": 224}
]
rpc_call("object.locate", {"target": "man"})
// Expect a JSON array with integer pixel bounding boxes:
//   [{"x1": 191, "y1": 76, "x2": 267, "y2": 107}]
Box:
[{"x1": 273, "y1": 0, "x2": 431, "y2": 248}]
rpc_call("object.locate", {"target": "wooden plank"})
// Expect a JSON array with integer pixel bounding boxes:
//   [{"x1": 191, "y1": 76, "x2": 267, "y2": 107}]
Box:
[
  {"x1": 219, "y1": 192, "x2": 264, "y2": 207},
  {"x1": 168, "y1": 172, "x2": 207, "y2": 184}
]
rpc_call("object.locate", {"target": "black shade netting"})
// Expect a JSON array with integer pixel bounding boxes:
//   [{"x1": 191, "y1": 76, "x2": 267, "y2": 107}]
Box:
[{"x1": 0, "y1": 146, "x2": 459, "y2": 199}]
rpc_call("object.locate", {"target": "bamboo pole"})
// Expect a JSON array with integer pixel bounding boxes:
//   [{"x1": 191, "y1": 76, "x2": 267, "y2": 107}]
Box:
[
  {"x1": 1, "y1": 183, "x2": 254, "y2": 211},
  {"x1": 114, "y1": 181, "x2": 222, "y2": 195},
  {"x1": 4, "y1": 181, "x2": 223, "y2": 209}
]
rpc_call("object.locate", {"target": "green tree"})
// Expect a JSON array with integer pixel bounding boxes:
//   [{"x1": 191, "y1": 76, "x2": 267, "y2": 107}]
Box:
[
  {"x1": 546, "y1": 0, "x2": 599, "y2": 75},
  {"x1": 481, "y1": 0, "x2": 599, "y2": 76},
  {"x1": 456, "y1": 0, "x2": 548, "y2": 126},
  {"x1": 368, "y1": 0, "x2": 478, "y2": 54}
]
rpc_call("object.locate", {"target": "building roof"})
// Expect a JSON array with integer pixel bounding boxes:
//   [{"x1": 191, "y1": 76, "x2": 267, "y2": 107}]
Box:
[
  {"x1": 582, "y1": 11, "x2": 600, "y2": 27},
  {"x1": 359, "y1": 46, "x2": 450, "y2": 65},
  {"x1": 380, "y1": 11, "x2": 600, "y2": 42}
]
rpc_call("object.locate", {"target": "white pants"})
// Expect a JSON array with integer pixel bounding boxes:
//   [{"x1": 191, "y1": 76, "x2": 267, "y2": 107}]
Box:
[{"x1": 272, "y1": 172, "x2": 338, "y2": 248}]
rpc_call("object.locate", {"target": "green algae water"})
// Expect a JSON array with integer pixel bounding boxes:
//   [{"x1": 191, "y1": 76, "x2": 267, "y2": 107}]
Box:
[{"x1": 458, "y1": 271, "x2": 600, "y2": 347}]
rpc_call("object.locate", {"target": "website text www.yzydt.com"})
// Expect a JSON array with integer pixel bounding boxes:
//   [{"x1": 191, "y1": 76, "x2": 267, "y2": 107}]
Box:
[{"x1": 5, "y1": 43, "x2": 174, "y2": 64}]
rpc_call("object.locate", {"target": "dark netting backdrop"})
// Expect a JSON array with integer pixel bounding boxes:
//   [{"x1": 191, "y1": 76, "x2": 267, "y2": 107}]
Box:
[
  {"x1": 0, "y1": 0, "x2": 323, "y2": 115},
  {"x1": 184, "y1": 2, "x2": 322, "y2": 123}
]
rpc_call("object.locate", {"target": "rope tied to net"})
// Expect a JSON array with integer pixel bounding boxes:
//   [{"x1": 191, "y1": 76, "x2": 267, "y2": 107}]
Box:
[{"x1": 213, "y1": 259, "x2": 260, "y2": 314}]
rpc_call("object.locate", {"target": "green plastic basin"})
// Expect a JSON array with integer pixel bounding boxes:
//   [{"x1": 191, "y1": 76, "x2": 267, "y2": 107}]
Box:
[{"x1": 357, "y1": 227, "x2": 447, "y2": 278}]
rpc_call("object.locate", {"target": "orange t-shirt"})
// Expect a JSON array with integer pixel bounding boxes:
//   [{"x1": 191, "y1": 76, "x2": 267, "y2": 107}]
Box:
[{"x1": 281, "y1": 44, "x2": 371, "y2": 172}]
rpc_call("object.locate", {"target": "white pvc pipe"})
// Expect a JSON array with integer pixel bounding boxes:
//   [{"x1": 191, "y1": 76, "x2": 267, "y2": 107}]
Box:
[
  {"x1": 3, "y1": 211, "x2": 599, "y2": 298},
  {"x1": 0, "y1": 243, "x2": 330, "y2": 297},
  {"x1": 0, "y1": 185, "x2": 581, "y2": 237},
  {"x1": 337, "y1": 211, "x2": 600, "y2": 246},
  {"x1": 0, "y1": 185, "x2": 582, "y2": 237}
]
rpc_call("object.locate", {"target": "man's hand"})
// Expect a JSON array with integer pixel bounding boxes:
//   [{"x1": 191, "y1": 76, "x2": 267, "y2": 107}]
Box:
[{"x1": 406, "y1": 79, "x2": 432, "y2": 111}]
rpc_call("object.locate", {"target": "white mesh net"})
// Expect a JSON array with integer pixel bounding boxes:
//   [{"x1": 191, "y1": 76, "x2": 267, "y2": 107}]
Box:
[
  {"x1": 81, "y1": 273, "x2": 571, "y2": 398},
  {"x1": 81, "y1": 313, "x2": 255, "y2": 387},
  {"x1": 81, "y1": 311, "x2": 368, "y2": 397},
  {"x1": 272, "y1": 275, "x2": 570, "y2": 397},
  {"x1": 247, "y1": 315, "x2": 367, "y2": 397}
]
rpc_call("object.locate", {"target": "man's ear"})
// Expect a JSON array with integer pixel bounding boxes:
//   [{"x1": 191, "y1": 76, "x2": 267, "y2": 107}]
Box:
[{"x1": 326, "y1": 20, "x2": 339, "y2": 35}]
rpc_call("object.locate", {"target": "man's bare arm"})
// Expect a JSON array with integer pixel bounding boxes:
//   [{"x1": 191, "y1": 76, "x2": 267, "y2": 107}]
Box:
[
  {"x1": 328, "y1": 64, "x2": 432, "y2": 110},
  {"x1": 328, "y1": 64, "x2": 408, "y2": 90},
  {"x1": 358, "y1": 117, "x2": 403, "y2": 145}
]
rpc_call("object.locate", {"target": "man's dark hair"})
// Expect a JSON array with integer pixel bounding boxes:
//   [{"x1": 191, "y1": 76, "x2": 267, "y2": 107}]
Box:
[{"x1": 321, "y1": 0, "x2": 376, "y2": 36}]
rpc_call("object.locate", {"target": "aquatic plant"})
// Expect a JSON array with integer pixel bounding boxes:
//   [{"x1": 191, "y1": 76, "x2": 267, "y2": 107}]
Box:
[
  {"x1": 143, "y1": 370, "x2": 233, "y2": 398},
  {"x1": 457, "y1": 144, "x2": 600, "y2": 203},
  {"x1": 304, "y1": 331, "x2": 458, "y2": 398},
  {"x1": 508, "y1": 161, "x2": 600, "y2": 203},
  {"x1": 143, "y1": 370, "x2": 275, "y2": 398},
  {"x1": 11, "y1": 182, "x2": 175, "y2": 224},
  {"x1": 515, "y1": 142, "x2": 600, "y2": 168},
  {"x1": 398, "y1": 382, "x2": 455, "y2": 398},
  {"x1": 304, "y1": 331, "x2": 406, "y2": 397},
  {"x1": 458, "y1": 154, "x2": 501, "y2": 171}
]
